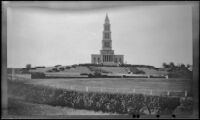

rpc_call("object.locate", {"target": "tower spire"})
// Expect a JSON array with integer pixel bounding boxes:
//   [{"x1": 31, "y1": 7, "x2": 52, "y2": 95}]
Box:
[{"x1": 105, "y1": 13, "x2": 109, "y2": 23}]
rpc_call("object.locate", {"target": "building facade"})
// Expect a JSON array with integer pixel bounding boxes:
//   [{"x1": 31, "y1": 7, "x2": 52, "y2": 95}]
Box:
[{"x1": 91, "y1": 14, "x2": 124, "y2": 65}]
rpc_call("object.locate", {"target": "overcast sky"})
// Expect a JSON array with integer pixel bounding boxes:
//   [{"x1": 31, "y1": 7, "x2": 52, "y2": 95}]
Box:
[{"x1": 7, "y1": 2, "x2": 193, "y2": 68}]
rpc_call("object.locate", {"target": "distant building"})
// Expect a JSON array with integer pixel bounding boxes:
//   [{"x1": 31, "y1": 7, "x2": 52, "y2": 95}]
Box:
[{"x1": 91, "y1": 14, "x2": 124, "y2": 66}]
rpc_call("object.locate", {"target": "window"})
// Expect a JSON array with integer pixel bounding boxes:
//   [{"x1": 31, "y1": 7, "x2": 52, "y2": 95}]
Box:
[
  {"x1": 115, "y1": 58, "x2": 118, "y2": 63},
  {"x1": 104, "y1": 33, "x2": 110, "y2": 39},
  {"x1": 104, "y1": 42, "x2": 110, "y2": 48},
  {"x1": 119, "y1": 58, "x2": 122, "y2": 63}
]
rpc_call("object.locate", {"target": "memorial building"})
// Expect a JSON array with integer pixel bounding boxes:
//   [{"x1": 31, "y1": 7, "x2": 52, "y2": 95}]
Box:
[{"x1": 91, "y1": 14, "x2": 124, "y2": 65}]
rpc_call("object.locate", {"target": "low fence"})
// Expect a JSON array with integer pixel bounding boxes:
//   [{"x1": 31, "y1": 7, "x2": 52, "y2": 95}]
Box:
[
  {"x1": 7, "y1": 74, "x2": 31, "y2": 80},
  {"x1": 56, "y1": 85, "x2": 188, "y2": 97},
  {"x1": 7, "y1": 74, "x2": 188, "y2": 97}
]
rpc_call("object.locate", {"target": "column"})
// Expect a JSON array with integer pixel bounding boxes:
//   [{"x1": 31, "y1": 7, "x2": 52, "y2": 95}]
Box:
[
  {"x1": 107, "y1": 55, "x2": 108, "y2": 62},
  {"x1": 111, "y1": 55, "x2": 113, "y2": 62},
  {"x1": 106, "y1": 55, "x2": 108, "y2": 62}
]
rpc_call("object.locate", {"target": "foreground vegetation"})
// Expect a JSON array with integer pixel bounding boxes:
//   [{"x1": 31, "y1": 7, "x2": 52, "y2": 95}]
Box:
[
  {"x1": 8, "y1": 97, "x2": 114, "y2": 116},
  {"x1": 8, "y1": 79, "x2": 193, "y2": 115},
  {"x1": 26, "y1": 77, "x2": 190, "y2": 96}
]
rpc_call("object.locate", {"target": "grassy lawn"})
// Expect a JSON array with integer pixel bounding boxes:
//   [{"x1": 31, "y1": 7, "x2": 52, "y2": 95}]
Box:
[{"x1": 25, "y1": 78, "x2": 191, "y2": 96}]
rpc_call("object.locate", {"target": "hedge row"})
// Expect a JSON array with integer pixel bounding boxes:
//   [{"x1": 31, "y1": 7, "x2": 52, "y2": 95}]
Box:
[
  {"x1": 78, "y1": 63, "x2": 156, "y2": 69},
  {"x1": 8, "y1": 80, "x2": 181, "y2": 115},
  {"x1": 168, "y1": 70, "x2": 192, "y2": 79},
  {"x1": 31, "y1": 72, "x2": 46, "y2": 79}
]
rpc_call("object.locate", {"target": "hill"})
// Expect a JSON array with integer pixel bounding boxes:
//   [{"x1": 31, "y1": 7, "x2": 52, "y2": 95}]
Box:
[{"x1": 8, "y1": 63, "x2": 192, "y2": 79}]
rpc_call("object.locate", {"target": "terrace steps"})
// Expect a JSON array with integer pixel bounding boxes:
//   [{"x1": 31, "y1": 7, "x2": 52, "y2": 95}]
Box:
[
  {"x1": 99, "y1": 67, "x2": 129, "y2": 74},
  {"x1": 64, "y1": 66, "x2": 91, "y2": 73}
]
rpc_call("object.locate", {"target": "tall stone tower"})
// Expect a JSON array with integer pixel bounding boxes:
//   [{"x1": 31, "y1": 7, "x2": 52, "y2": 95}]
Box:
[
  {"x1": 102, "y1": 14, "x2": 112, "y2": 50},
  {"x1": 100, "y1": 14, "x2": 115, "y2": 65},
  {"x1": 91, "y1": 14, "x2": 124, "y2": 65}
]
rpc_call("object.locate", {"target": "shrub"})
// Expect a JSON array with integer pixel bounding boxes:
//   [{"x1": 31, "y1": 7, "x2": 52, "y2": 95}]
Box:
[
  {"x1": 65, "y1": 66, "x2": 71, "y2": 69},
  {"x1": 168, "y1": 70, "x2": 192, "y2": 79},
  {"x1": 80, "y1": 73, "x2": 89, "y2": 75},
  {"x1": 59, "y1": 67, "x2": 65, "y2": 71},
  {"x1": 129, "y1": 67, "x2": 145, "y2": 74},
  {"x1": 158, "y1": 96, "x2": 180, "y2": 114},
  {"x1": 54, "y1": 65, "x2": 61, "y2": 67},
  {"x1": 35, "y1": 66, "x2": 45, "y2": 68},
  {"x1": 71, "y1": 64, "x2": 78, "y2": 68},
  {"x1": 121, "y1": 64, "x2": 155, "y2": 69},
  {"x1": 31, "y1": 72, "x2": 45, "y2": 79},
  {"x1": 52, "y1": 68, "x2": 59, "y2": 72},
  {"x1": 141, "y1": 95, "x2": 160, "y2": 114},
  {"x1": 47, "y1": 70, "x2": 53, "y2": 72},
  {"x1": 20, "y1": 68, "x2": 30, "y2": 74},
  {"x1": 173, "y1": 97, "x2": 193, "y2": 115},
  {"x1": 8, "y1": 80, "x2": 182, "y2": 115}
]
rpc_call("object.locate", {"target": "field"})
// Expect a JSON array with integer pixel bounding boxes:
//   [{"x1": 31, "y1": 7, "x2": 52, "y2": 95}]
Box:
[
  {"x1": 7, "y1": 75, "x2": 193, "y2": 116},
  {"x1": 25, "y1": 78, "x2": 191, "y2": 96}
]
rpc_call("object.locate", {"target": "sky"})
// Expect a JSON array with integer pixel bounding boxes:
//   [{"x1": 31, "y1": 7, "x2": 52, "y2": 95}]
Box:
[{"x1": 7, "y1": 2, "x2": 193, "y2": 68}]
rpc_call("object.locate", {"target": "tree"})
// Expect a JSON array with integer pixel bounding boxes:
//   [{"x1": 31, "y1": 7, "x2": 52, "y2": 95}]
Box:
[
  {"x1": 26, "y1": 64, "x2": 31, "y2": 70},
  {"x1": 169, "y1": 62, "x2": 175, "y2": 69},
  {"x1": 186, "y1": 64, "x2": 191, "y2": 68},
  {"x1": 162, "y1": 62, "x2": 169, "y2": 68},
  {"x1": 180, "y1": 64, "x2": 186, "y2": 69}
]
